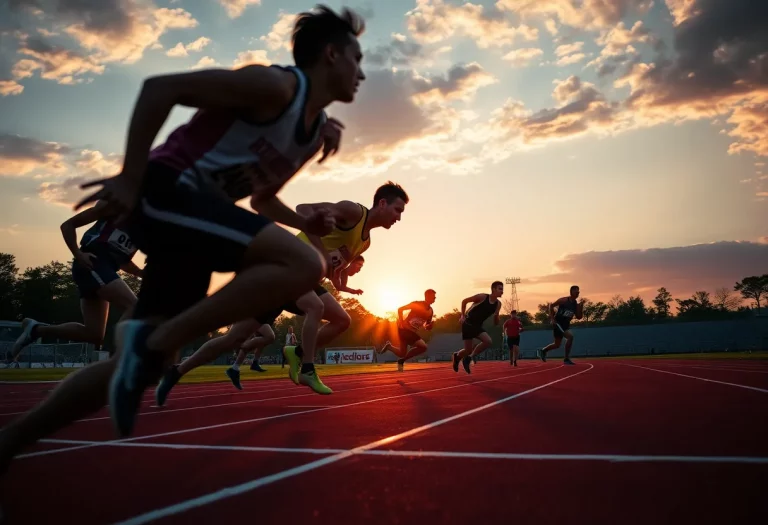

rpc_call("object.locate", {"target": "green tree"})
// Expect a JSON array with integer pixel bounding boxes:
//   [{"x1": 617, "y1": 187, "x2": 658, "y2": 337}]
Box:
[
  {"x1": 652, "y1": 287, "x2": 673, "y2": 319},
  {"x1": 581, "y1": 300, "x2": 608, "y2": 323},
  {"x1": 16, "y1": 260, "x2": 80, "y2": 327},
  {"x1": 533, "y1": 303, "x2": 550, "y2": 324},
  {"x1": 734, "y1": 275, "x2": 768, "y2": 311},
  {"x1": 0, "y1": 253, "x2": 19, "y2": 320}
]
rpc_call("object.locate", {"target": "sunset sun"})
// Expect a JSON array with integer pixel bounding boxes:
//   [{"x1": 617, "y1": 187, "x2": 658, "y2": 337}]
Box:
[{"x1": 368, "y1": 280, "x2": 411, "y2": 319}]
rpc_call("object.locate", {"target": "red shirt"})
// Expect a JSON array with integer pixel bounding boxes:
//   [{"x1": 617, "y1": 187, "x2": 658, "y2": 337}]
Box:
[{"x1": 503, "y1": 318, "x2": 522, "y2": 337}]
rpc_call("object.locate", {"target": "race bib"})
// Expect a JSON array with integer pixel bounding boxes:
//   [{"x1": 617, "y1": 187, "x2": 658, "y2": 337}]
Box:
[
  {"x1": 107, "y1": 228, "x2": 137, "y2": 256},
  {"x1": 408, "y1": 317, "x2": 426, "y2": 330}
]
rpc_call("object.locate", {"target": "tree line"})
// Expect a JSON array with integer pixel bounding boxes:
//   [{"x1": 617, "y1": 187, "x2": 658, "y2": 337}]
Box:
[{"x1": 1, "y1": 252, "x2": 766, "y2": 357}]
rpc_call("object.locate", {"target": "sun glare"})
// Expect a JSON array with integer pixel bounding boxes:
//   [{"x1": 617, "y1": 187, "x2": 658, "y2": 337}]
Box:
[{"x1": 368, "y1": 280, "x2": 410, "y2": 319}]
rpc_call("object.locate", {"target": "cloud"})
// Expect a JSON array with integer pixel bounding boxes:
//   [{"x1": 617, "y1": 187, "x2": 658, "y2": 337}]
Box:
[
  {"x1": 232, "y1": 50, "x2": 271, "y2": 68},
  {"x1": 0, "y1": 133, "x2": 71, "y2": 176},
  {"x1": 474, "y1": 76, "x2": 624, "y2": 160},
  {"x1": 259, "y1": 11, "x2": 294, "y2": 52},
  {"x1": 7, "y1": 1, "x2": 198, "y2": 86},
  {"x1": 556, "y1": 52, "x2": 586, "y2": 66},
  {"x1": 502, "y1": 47, "x2": 544, "y2": 67},
  {"x1": 218, "y1": 0, "x2": 261, "y2": 19},
  {"x1": 0, "y1": 79, "x2": 24, "y2": 96},
  {"x1": 526, "y1": 240, "x2": 768, "y2": 300},
  {"x1": 555, "y1": 42, "x2": 584, "y2": 57},
  {"x1": 166, "y1": 36, "x2": 211, "y2": 57},
  {"x1": 411, "y1": 62, "x2": 497, "y2": 104},
  {"x1": 406, "y1": 0, "x2": 537, "y2": 49},
  {"x1": 38, "y1": 149, "x2": 122, "y2": 206},
  {"x1": 191, "y1": 56, "x2": 219, "y2": 69},
  {"x1": 0, "y1": 225, "x2": 21, "y2": 236},
  {"x1": 496, "y1": 0, "x2": 653, "y2": 31},
  {"x1": 366, "y1": 33, "x2": 441, "y2": 69}
]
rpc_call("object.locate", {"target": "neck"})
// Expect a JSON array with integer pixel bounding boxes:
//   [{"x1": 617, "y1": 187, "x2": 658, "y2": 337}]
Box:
[
  {"x1": 365, "y1": 208, "x2": 388, "y2": 230},
  {"x1": 301, "y1": 67, "x2": 336, "y2": 122}
]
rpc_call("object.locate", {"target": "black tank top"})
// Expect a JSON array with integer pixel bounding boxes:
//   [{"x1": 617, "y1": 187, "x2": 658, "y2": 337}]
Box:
[
  {"x1": 555, "y1": 297, "x2": 578, "y2": 326},
  {"x1": 465, "y1": 294, "x2": 497, "y2": 325}
]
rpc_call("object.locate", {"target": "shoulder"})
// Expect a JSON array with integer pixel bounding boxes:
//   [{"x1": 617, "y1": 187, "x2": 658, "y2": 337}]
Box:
[{"x1": 336, "y1": 201, "x2": 364, "y2": 225}]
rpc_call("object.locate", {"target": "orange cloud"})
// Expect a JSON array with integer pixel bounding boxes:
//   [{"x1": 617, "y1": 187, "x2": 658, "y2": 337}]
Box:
[
  {"x1": 497, "y1": 0, "x2": 653, "y2": 31},
  {"x1": 502, "y1": 48, "x2": 544, "y2": 67},
  {"x1": 0, "y1": 80, "x2": 24, "y2": 96},
  {"x1": 259, "y1": 11, "x2": 295, "y2": 52},
  {"x1": 232, "y1": 50, "x2": 271, "y2": 68},
  {"x1": 218, "y1": 0, "x2": 261, "y2": 19},
  {"x1": 0, "y1": 133, "x2": 71, "y2": 176}
]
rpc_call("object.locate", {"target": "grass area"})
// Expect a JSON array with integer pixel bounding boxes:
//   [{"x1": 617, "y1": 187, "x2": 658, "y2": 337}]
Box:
[
  {"x1": 0, "y1": 362, "x2": 440, "y2": 384},
  {"x1": 1, "y1": 351, "x2": 765, "y2": 383}
]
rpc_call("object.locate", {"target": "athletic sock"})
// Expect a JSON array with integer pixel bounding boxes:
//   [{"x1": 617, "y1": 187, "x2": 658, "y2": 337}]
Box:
[
  {"x1": 397, "y1": 358, "x2": 405, "y2": 365},
  {"x1": 295, "y1": 345, "x2": 304, "y2": 358},
  {"x1": 231, "y1": 364, "x2": 240, "y2": 371},
  {"x1": 300, "y1": 363, "x2": 315, "y2": 374}
]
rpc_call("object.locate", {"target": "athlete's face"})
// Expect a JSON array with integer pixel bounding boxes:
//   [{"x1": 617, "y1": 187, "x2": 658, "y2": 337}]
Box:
[
  {"x1": 329, "y1": 37, "x2": 365, "y2": 103},
  {"x1": 347, "y1": 259, "x2": 364, "y2": 276},
  {"x1": 426, "y1": 291, "x2": 437, "y2": 305},
  {"x1": 570, "y1": 288, "x2": 580, "y2": 299},
  {"x1": 379, "y1": 197, "x2": 406, "y2": 229},
  {"x1": 492, "y1": 284, "x2": 504, "y2": 297}
]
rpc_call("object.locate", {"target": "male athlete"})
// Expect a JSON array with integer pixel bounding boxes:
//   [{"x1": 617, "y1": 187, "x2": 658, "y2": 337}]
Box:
[
  {"x1": 154, "y1": 254, "x2": 367, "y2": 401},
  {"x1": 453, "y1": 281, "x2": 503, "y2": 374},
  {"x1": 0, "y1": 5, "x2": 368, "y2": 472},
  {"x1": 538, "y1": 285, "x2": 583, "y2": 365},
  {"x1": 10, "y1": 201, "x2": 142, "y2": 365},
  {"x1": 503, "y1": 310, "x2": 523, "y2": 366},
  {"x1": 378, "y1": 289, "x2": 436, "y2": 372},
  {"x1": 282, "y1": 183, "x2": 407, "y2": 392}
]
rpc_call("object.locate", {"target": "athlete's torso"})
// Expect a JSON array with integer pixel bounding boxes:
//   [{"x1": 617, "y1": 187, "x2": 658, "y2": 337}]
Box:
[
  {"x1": 504, "y1": 318, "x2": 522, "y2": 336},
  {"x1": 297, "y1": 204, "x2": 371, "y2": 279},
  {"x1": 555, "y1": 297, "x2": 578, "y2": 326},
  {"x1": 466, "y1": 294, "x2": 497, "y2": 325},
  {"x1": 149, "y1": 66, "x2": 326, "y2": 202},
  {"x1": 80, "y1": 219, "x2": 138, "y2": 267},
  {"x1": 404, "y1": 301, "x2": 434, "y2": 331}
]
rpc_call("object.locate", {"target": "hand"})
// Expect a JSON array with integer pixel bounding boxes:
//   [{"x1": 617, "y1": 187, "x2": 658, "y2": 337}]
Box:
[
  {"x1": 318, "y1": 118, "x2": 344, "y2": 164},
  {"x1": 348, "y1": 288, "x2": 363, "y2": 295},
  {"x1": 459, "y1": 315, "x2": 466, "y2": 325},
  {"x1": 75, "y1": 251, "x2": 98, "y2": 269},
  {"x1": 425, "y1": 321, "x2": 434, "y2": 331},
  {"x1": 304, "y1": 207, "x2": 335, "y2": 236},
  {"x1": 75, "y1": 173, "x2": 140, "y2": 221}
]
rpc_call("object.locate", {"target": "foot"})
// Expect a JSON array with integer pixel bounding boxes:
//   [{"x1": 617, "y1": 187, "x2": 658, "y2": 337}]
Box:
[
  {"x1": 283, "y1": 346, "x2": 301, "y2": 385},
  {"x1": 397, "y1": 359, "x2": 404, "y2": 372},
  {"x1": 11, "y1": 318, "x2": 46, "y2": 358},
  {"x1": 514, "y1": 360, "x2": 518, "y2": 367},
  {"x1": 109, "y1": 320, "x2": 165, "y2": 437},
  {"x1": 537, "y1": 349, "x2": 547, "y2": 362},
  {"x1": 452, "y1": 352, "x2": 460, "y2": 372},
  {"x1": 298, "y1": 368, "x2": 333, "y2": 395},
  {"x1": 563, "y1": 358, "x2": 575, "y2": 365},
  {"x1": 155, "y1": 365, "x2": 181, "y2": 407},
  {"x1": 462, "y1": 355, "x2": 472, "y2": 374},
  {"x1": 226, "y1": 367, "x2": 243, "y2": 390},
  {"x1": 250, "y1": 363, "x2": 266, "y2": 372}
]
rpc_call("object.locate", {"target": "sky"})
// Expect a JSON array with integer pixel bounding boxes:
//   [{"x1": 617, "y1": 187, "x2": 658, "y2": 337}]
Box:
[{"x1": 0, "y1": 0, "x2": 767, "y2": 319}]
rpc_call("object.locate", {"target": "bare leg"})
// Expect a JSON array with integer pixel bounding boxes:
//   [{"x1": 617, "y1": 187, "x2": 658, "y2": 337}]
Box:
[
  {"x1": 403, "y1": 340, "x2": 427, "y2": 361},
  {"x1": 177, "y1": 320, "x2": 259, "y2": 376},
  {"x1": 469, "y1": 333, "x2": 492, "y2": 357},
  {"x1": 314, "y1": 294, "x2": 351, "y2": 348},
  {"x1": 293, "y1": 291, "x2": 324, "y2": 364}
]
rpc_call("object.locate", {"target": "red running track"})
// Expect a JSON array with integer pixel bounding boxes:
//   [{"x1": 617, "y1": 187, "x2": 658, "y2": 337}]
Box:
[{"x1": 0, "y1": 358, "x2": 766, "y2": 524}]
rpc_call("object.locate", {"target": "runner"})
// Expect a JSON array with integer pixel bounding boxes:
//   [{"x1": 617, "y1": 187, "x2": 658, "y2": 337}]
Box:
[
  {"x1": 281, "y1": 184, "x2": 407, "y2": 392},
  {"x1": 9, "y1": 201, "x2": 142, "y2": 366},
  {"x1": 452, "y1": 281, "x2": 503, "y2": 374},
  {"x1": 378, "y1": 289, "x2": 436, "y2": 372},
  {"x1": 0, "y1": 5, "x2": 368, "y2": 468},
  {"x1": 503, "y1": 310, "x2": 523, "y2": 366},
  {"x1": 538, "y1": 286, "x2": 583, "y2": 365}
]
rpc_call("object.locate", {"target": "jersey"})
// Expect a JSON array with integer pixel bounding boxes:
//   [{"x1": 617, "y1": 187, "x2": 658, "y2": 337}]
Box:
[
  {"x1": 296, "y1": 203, "x2": 370, "y2": 279},
  {"x1": 149, "y1": 66, "x2": 326, "y2": 202},
  {"x1": 554, "y1": 297, "x2": 579, "y2": 329},
  {"x1": 403, "y1": 301, "x2": 434, "y2": 332},
  {"x1": 465, "y1": 294, "x2": 498, "y2": 326},
  {"x1": 79, "y1": 219, "x2": 138, "y2": 268},
  {"x1": 503, "y1": 318, "x2": 522, "y2": 337}
]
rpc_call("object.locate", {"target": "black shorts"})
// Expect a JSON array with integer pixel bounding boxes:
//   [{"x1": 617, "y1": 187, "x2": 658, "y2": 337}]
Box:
[
  {"x1": 461, "y1": 322, "x2": 486, "y2": 341},
  {"x1": 553, "y1": 322, "x2": 569, "y2": 338},
  {"x1": 397, "y1": 327, "x2": 423, "y2": 346},
  {"x1": 129, "y1": 162, "x2": 273, "y2": 319},
  {"x1": 71, "y1": 256, "x2": 121, "y2": 299},
  {"x1": 507, "y1": 336, "x2": 520, "y2": 346}
]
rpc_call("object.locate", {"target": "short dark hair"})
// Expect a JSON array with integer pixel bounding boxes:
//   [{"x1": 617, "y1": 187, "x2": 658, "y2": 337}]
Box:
[
  {"x1": 570, "y1": 285, "x2": 579, "y2": 293},
  {"x1": 373, "y1": 181, "x2": 409, "y2": 206},
  {"x1": 492, "y1": 281, "x2": 503, "y2": 289},
  {"x1": 511, "y1": 310, "x2": 517, "y2": 314},
  {"x1": 425, "y1": 289, "x2": 436, "y2": 296},
  {"x1": 292, "y1": 5, "x2": 366, "y2": 68}
]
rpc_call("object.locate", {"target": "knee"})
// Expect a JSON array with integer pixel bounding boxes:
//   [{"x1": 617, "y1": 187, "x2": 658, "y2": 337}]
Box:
[
  {"x1": 329, "y1": 310, "x2": 351, "y2": 331},
  {"x1": 264, "y1": 332, "x2": 276, "y2": 345},
  {"x1": 298, "y1": 294, "x2": 325, "y2": 318}
]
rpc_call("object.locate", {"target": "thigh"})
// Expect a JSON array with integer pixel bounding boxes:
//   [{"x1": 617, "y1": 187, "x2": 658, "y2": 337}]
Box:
[
  {"x1": 133, "y1": 255, "x2": 212, "y2": 320},
  {"x1": 97, "y1": 276, "x2": 137, "y2": 310},
  {"x1": 319, "y1": 291, "x2": 348, "y2": 322},
  {"x1": 477, "y1": 331, "x2": 492, "y2": 346},
  {"x1": 80, "y1": 298, "x2": 109, "y2": 332}
]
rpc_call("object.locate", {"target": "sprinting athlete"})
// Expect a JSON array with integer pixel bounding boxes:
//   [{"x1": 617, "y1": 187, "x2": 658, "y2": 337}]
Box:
[
  {"x1": 503, "y1": 310, "x2": 523, "y2": 366},
  {"x1": 281, "y1": 183, "x2": 407, "y2": 391},
  {"x1": 538, "y1": 285, "x2": 583, "y2": 365},
  {"x1": 9, "y1": 201, "x2": 142, "y2": 366},
  {"x1": 0, "y1": 5, "x2": 367, "y2": 470},
  {"x1": 453, "y1": 281, "x2": 503, "y2": 374},
  {"x1": 378, "y1": 289, "x2": 436, "y2": 372},
  {"x1": 155, "y1": 254, "x2": 367, "y2": 402}
]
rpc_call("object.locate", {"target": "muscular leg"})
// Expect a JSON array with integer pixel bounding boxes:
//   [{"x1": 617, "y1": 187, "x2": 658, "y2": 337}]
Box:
[
  {"x1": 563, "y1": 331, "x2": 575, "y2": 363},
  {"x1": 403, "y1": 340, "x2": 427, "y2": 361},
  {"x1": 315, "y1": 294, "x2": 351, "y2": 348},
  {"x1": 469, "y1": 333, "x2": 492, "y2": 357},
  {"x1": 293, "y1": 291, "x2": 324, "y2": 365}
]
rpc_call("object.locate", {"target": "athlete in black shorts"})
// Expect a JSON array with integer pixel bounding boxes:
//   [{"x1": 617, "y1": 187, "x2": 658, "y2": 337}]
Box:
[
  {"x1": 538, "y1": 285, "x2": 583, "y2": 365},
  {"x1": 9, "y1": 201, "x2": 143, "y2": 366},
  {"x1": 0, "y1": 6, "x2": 368, "y2": 471},
  {"x1": 452, "y1": 281, "x2": 503, "y2": 374},
  {"x1": 378, "y1": 289, "x2": 436, "y2": 372}
]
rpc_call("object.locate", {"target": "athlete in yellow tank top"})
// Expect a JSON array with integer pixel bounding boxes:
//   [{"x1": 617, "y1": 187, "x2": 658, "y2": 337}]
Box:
[{"x1": 277, "y1": 181, "x2": 409, "y2": 395}]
